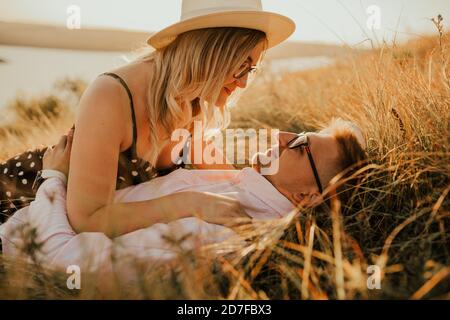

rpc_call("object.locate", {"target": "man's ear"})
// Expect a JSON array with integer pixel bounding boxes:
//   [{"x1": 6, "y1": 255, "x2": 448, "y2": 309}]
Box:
[
  {"x1": 293, "y1": 192, "x2": 323, "y2": 208},
  {"x1": 292, "y1": 192, "x2": 306, "y2": 206}
]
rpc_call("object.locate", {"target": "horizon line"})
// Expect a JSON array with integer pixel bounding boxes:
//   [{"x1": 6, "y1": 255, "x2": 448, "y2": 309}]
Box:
[{"x1": 0, "y1": 20, "x2": 355, "y2": 59}]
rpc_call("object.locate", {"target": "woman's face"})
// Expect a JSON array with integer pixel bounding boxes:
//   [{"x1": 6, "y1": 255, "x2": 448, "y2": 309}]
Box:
[{"x1": 215, "y1": 41, "x2": 266, "y2": 107}]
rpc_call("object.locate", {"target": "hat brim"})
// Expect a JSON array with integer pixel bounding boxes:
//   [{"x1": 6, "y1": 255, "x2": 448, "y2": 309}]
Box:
[{"x1": 147, "y1": 11, "x2": 296, "y2": 50}]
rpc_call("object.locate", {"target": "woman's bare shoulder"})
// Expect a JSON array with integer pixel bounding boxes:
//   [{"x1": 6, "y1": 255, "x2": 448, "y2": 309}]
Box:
[
  {"x1": 80, "y1": 75, "x2": 127, "y2": 108},
  {"x1": 74, "y1": 75, "x2": 132, "y2": 148},
  {"x1": 77, "y1": 75, "x2": 132, "y2": 124}
]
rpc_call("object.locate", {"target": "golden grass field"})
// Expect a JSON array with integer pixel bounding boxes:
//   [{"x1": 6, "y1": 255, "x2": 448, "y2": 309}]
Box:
[{"x1": 0, "y1": 19, "x2": 448, "y2": 299}]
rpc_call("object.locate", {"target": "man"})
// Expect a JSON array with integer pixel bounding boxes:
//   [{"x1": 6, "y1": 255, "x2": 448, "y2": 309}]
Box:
[{"x1": 0, "y1": 119, "x2": 367, "y2": 272}]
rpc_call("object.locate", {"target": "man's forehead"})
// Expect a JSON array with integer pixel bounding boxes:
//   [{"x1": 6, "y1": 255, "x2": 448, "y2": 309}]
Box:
[{"x1": 309, "y1": 133, "x2": 339, "y2": 159}]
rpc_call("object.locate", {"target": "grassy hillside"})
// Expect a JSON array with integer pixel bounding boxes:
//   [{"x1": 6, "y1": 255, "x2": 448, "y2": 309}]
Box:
[{"x1": 0, "y1": 23, "x2": 448, "y2": 299}]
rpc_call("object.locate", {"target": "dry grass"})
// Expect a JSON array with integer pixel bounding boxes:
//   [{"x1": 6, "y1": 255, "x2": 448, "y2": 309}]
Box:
[{"x1": 0, "y1": 23, "x2": 449, "y2": 299}]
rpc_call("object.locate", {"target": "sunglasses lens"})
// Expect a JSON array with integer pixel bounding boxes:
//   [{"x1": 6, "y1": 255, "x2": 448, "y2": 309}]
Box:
[{"x1": 288, "y1": 135, "x2": 306, "y2": 148}]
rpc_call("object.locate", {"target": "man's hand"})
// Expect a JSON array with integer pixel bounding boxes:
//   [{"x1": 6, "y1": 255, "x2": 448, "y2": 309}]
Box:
[{"x1": 43, "y1": 127, "x2": 74, "y2": 177}]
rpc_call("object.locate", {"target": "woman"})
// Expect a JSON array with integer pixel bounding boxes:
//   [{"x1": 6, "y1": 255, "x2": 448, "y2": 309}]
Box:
[{"x1": 0, "y1": 0, "x2": 295, "y2": 238}]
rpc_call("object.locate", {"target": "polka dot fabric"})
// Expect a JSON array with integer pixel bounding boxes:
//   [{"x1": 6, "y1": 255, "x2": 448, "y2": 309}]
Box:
[
  {"x1": 115, "y1": 145, "x2": 160, "y2": 190},
  {"x1": 0, "y1": 147, "x2": 47, "y2": 222}
]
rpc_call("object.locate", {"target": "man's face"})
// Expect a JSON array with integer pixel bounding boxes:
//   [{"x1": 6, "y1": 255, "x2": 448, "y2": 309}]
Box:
[{"x1": 253, "y1": 131, "x2": 340, "y2": 205}]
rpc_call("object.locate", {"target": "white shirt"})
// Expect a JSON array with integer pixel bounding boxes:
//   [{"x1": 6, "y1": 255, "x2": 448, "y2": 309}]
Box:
[
  {"x1": 0, "y1": 168, "x2": 294, "y2": 273},
  {"x1": 114, "y1": 167, "x2": 294, "y2": 219}
]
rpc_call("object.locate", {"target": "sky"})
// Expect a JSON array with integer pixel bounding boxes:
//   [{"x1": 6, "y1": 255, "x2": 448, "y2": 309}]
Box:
[
  {"x1": 0, "y1": 0, "x2": 449, "y2": 108},
  {"x1": 0, "y1": 0, "x2": 449, "y2": 46}
]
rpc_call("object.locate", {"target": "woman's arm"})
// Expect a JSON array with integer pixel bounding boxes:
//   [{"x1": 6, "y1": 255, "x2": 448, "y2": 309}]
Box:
[{"x1": 71, "y1": 192, "x2": 191, "y2": 237}]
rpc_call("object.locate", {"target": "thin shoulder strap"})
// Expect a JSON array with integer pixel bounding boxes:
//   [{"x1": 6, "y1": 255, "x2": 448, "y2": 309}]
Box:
[{"x1": 100, "y1": 72, "x2": 138, "y2": 156}]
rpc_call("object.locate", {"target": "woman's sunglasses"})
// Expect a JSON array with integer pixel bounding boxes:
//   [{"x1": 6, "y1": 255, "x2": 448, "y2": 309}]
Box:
[
  {"x1": 287, "y1": 133, "x2": 324, "y2": 194},
  {"x1": 233, "y1": 60, "x2": 258, "y2": 79}
]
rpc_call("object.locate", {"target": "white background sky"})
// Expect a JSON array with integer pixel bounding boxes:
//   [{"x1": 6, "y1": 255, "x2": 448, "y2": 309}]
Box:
[{"x1": 1, "y1": 0, "x2": 449, "y2": 45}]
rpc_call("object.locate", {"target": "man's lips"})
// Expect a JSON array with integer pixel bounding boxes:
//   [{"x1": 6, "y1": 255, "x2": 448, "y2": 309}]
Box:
[
  {"x1": 264, "y1": 145, "x2": 280, "y2": 158},
  {"x1": 224, "y1": 87, "x2": 232, "y2": 95}
]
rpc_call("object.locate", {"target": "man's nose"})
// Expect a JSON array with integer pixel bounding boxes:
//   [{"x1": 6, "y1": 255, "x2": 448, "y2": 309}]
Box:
[
  {"x1": 278, "y1": 132, "x2": 298, "y2": 148},
  {"x1": 272, "y1": 131, "x2": 297, "y2": 155}
]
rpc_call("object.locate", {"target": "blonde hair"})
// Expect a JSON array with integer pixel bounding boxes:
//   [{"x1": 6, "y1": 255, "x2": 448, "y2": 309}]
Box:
[{"x1": 136, "y1": 27, "x2": 267, "y2": 165}]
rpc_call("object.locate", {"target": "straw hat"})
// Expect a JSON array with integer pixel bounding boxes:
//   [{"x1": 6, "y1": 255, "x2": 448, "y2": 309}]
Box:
[{"x1": 147, "y1": 0, "x2": 296, "y2": 50}]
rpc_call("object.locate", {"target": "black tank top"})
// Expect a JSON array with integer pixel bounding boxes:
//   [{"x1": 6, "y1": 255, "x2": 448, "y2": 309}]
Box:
[{"x1": 99, "y1": 72, "x2": 188, "y2": 190}]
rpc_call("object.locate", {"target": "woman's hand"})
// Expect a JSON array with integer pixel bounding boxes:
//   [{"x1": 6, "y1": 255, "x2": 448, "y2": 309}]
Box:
[
  {"x1": 173, "y1": 191, "x2": 252, "y2": 227},
  {"x1": 43, "y1": 128, "x2": 74, "y2": 177}
]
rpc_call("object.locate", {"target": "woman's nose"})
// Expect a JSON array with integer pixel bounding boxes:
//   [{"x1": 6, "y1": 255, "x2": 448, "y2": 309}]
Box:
[{"x1": 235, "y1": 74, "x2": 248, "y2": 89}]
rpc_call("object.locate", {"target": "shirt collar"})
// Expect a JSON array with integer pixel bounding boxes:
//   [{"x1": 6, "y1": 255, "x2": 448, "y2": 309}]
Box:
[{"x1": 233, "y1": 167, "x2": 295, "y2": 217}]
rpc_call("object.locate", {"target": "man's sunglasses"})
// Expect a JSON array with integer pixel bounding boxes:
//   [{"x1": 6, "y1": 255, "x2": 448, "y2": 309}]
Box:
[{"x1": 287, "y1": 133, "x2": 324, "y2": 194}]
